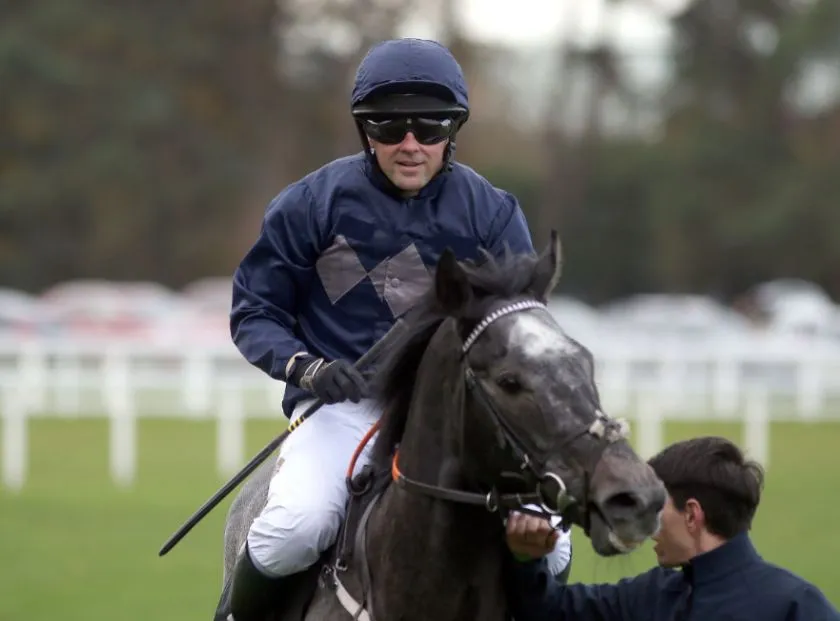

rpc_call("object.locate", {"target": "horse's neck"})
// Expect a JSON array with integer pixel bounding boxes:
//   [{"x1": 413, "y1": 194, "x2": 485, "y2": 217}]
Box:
[
  {"x1": 364, "y1": 327, "x2": 508, "y2": 620},
  {"x1": 366, "y1": 475, "x2": 506, "y2": 620},
  {"x1": 392, "y1": 321, "x2": 465, "y2": 477}
]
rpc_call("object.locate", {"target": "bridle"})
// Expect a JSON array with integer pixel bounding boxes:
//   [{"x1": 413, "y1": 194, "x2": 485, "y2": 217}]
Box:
[
  {"x1": 325, "y1": 299, "x2": 631, "y2": 621},
  {"x1": 391, "y1": 299, "x2": 630, "y2": 528}
]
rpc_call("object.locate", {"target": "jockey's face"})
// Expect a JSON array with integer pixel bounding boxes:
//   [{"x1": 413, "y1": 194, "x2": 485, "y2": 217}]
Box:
[{"x1": 367, "y1": 131, "x2": 448, "y2": 197}]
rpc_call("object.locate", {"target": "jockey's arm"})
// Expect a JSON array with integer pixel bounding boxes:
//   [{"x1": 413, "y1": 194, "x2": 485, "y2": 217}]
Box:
[
  {"x1": 482, "y1": 190, "x2": 535, "y2": 259},
  {"x1": 230, "y1": 181, "x2": 323, "y2": 382}
]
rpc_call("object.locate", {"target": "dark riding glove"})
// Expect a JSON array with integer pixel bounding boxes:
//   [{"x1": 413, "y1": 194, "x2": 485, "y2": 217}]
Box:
[{"x1": 289, "y1": 355, "x2": 369, "y2": 404}]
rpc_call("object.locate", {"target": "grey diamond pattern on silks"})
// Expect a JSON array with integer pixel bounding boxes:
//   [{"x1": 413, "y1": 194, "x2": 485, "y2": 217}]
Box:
[
  {"x1": 315, "y1": 234, "x2": 370, "y2": 304},
  {"x1": 367, "y1": 260, "x2": 389, "y2": 300},
  {"x1": 316, "y1": 238, "x2": 433, "y2": 317},
  {"x1": 383, "y1": 243, "x2": 433, "y2": 317}
]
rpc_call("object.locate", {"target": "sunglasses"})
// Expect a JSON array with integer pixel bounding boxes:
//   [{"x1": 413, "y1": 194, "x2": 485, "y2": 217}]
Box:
[{"x1": 361, "y1": 117, "x2": 455, "y2": 146}]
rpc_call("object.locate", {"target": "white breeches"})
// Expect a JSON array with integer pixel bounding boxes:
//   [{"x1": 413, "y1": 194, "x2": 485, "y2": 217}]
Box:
[
  {"x1": 246, "y1": 398, "x2": 573, "y2": 578},
  {"x1": 247, "y1": 398, "x2": 380, "y2": 577}
]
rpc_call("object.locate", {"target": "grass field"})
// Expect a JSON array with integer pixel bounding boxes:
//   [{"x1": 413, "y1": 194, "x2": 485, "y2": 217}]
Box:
[{"x1": 1, "y1": 417, "x2": 838, "y2": 620}]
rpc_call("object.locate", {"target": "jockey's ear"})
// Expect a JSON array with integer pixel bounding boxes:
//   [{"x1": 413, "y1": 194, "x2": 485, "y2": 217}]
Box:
[
  {"x1": 435, "y1": 248, "x2": 473, "y2": 316},
  {"x1": 530, "y1": 230, "x2": 563, "y2": 302}
]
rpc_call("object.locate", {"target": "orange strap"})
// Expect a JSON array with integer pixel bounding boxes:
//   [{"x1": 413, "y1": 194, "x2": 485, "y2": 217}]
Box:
[
  {"x1": 391, "y1": 449, "x2": 401, "y2": 482},
  {"x1": 345, "y1": 419, "x2": 383, "y2": 480}
]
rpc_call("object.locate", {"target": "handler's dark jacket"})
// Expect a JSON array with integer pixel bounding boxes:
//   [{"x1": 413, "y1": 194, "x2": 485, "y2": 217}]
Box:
[{"x1": 505, "y1": 533, "x2": 839, "y2": 621}]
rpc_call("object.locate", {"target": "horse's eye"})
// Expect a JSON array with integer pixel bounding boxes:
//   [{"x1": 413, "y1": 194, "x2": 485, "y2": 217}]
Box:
[{"x1": 495, "y1": 374, "x2": 523, "y2": 394}]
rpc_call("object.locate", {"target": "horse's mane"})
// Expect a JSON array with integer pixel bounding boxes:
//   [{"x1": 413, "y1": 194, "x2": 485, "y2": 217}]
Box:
[{"x1": 369, "y1": 248, "x2": 544, "y2": 465}]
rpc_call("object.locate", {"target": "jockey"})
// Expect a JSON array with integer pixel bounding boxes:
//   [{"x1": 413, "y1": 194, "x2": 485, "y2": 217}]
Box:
[{"x1": 226, "y1": 37, "x2": 573, "y2": 620}]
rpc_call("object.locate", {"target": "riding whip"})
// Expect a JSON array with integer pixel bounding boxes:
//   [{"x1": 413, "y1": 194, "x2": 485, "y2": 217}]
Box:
[{"x1": 158, "y1": 318, "x2": 408, "y2": 557}]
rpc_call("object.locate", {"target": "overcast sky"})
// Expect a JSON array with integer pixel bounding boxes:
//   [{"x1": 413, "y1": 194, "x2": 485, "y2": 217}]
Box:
[
  {"x1": 392, "y1": 0, "x2": 837, "y2": 131},
  {"x1": 398, "y1": 0, "x2": 693, "y2": 52},
  {"x1": 395, "y1": 0, "x2": 690, "y2": 132},
  {"x1": 456, "y1": 0, "x2": 690, "y2": 51}
]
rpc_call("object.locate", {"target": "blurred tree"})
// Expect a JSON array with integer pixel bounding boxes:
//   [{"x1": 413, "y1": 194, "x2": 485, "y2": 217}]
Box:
[
  {"x1": 0, "y1": 0, "x2": 411, "y2": 292},
  {"x1": 533, "y1": 0, "x2": 652, "y2": 301},
  {"x1": 1, "y1": 0, "x2": 286, "y2": 289},
  {"x1": 2, "y1": 0, "x2": 840, "y2": 304},
  {"x1": 646, "y1": 0, "x2": 840, "y2": 297},
  {"x1": 531, "y1": 0, "x2": 840, "y2": 302}
]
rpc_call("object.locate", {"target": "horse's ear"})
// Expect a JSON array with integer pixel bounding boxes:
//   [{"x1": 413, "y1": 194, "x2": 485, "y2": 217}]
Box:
[
  {"x1": 435, "y1": 248, "x2": 473, "y2": 315},
  {"x1": 531, "y1": 230, "x2": 563, "y2": 301}
]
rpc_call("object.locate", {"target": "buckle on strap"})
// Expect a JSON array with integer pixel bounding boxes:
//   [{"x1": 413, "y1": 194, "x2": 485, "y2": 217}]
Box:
[
  {"x1": 334, "y1": 574, "x2": 372, "y2": 621},
  {"x1": 485, "y1": 489, "x2": 499, "y2": 512}
]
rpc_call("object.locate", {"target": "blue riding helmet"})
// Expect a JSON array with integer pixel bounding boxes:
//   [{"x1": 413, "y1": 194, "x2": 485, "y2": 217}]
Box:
[
  {"x1": 351, "y1": 38, "x2": 469, "y2": 124},
  {"x1": 350, "y1": 38, "x2": 471, "y2": 171}
]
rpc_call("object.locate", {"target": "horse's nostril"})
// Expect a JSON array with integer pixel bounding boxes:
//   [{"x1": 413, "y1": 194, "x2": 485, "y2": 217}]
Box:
[
  {"x1": 603, "y1": 491, "x2": 640, "y2": 512},
  {"x1": 602, "y1": 486, "x2": 666, "y2": 523}
]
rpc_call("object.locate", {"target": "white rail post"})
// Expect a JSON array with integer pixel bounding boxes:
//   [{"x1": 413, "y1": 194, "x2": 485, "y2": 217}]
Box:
[
  {"x1": 636, "y1": 390, "x2": 664, "y2": 460},
  {"x1": 54, "y1": 348, "x2": 83, "y2": 414},
  {"x1": 599, "y1": 356, "x2": 630, "y2": 417},
  {"x1": 105, "y1": 348, "x2": 136, "y2": 487},
  {"x1": 18, "y1": 342, "x2": 47, "y2": 412},
  {"x1": 216, "y1": 380, "x2": 245, "y2": 478},
  {"x1": 712, "y1": 358, "x2": 739, "y2": 417},
  {"x1": 182, "y1": 350, "x2": 212, "y2": 416},
  {"x1": 743, "y1": 386, "x2": 770, "y2": 468},
  {"x1": 796, "y1": 358, "x2": 823, "y2": 419},
  {"x1": 1, "y1": 387, "x2": 28, "y2": 491}
]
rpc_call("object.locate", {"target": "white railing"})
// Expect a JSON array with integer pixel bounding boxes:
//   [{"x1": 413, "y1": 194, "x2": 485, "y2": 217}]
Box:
[{"x1": 2, "y1": 330, "x2": 840, "y2": 491}]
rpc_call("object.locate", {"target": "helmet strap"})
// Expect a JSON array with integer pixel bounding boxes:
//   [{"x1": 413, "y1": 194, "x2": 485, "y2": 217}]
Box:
[{"x1": 444, "y1": 139, "x2": 457, "y2": 171}]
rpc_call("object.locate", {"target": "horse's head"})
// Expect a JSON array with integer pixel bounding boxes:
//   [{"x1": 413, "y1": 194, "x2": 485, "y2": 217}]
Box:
[{"x1": 431, "y1": 233, "x2": 665, "y2": 556}]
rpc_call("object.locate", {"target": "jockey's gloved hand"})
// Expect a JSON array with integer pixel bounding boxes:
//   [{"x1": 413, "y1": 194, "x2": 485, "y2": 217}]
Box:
[{"x1": 289, "y1": 355, "x2": 369, "y2": 404}]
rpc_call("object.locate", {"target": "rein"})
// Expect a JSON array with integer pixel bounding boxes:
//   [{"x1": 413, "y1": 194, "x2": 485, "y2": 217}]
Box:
[{"x1": 390, "y1": 449, "x2": 544, "y2": 513}]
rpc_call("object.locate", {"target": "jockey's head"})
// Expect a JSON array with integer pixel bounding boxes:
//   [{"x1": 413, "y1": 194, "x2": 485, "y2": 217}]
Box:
[{"x1": 350, "y1": 38, "x2": 470, "y2": 197}]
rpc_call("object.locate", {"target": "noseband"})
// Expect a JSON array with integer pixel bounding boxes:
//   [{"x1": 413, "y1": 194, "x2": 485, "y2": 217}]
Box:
[{"x1": 391, "y1": 299, "x2": 629, "y2": 527}]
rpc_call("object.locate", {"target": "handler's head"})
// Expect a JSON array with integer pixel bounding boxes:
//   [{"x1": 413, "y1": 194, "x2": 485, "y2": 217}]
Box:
[{"x1": 648, "y1": 436, "x2": 764, "y2": 567}]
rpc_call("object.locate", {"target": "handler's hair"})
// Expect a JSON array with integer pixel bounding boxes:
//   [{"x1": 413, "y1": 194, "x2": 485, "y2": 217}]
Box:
[{"x1": 648, "y1": 436, "x2": 765, "y2": 538}]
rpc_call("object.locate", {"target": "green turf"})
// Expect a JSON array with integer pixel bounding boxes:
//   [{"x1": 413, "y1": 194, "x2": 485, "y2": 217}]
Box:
[{"x1": 0, "y1": 417, "x2": 837, "y2": 620}]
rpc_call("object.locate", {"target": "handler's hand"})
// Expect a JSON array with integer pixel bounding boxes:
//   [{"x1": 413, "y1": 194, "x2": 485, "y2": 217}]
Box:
[{"x1": 506, "y1": 511, "x2": 560, "y2": 561}]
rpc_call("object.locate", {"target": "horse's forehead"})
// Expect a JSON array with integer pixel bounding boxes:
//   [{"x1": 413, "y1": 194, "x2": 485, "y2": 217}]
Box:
[{"x1": 505, "y1": 311, "x2": 579, "y2": 361}]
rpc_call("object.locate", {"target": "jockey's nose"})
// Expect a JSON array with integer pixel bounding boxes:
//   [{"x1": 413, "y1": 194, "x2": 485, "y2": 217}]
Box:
[{"x1": 399, "y1": 132, "x2": 421, "y2": 150}]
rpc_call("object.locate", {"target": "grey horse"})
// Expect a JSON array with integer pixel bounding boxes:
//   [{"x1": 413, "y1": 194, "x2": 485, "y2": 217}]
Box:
[{"x1": 216, "y1": 234, "x2": 666, "y2": 621}]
